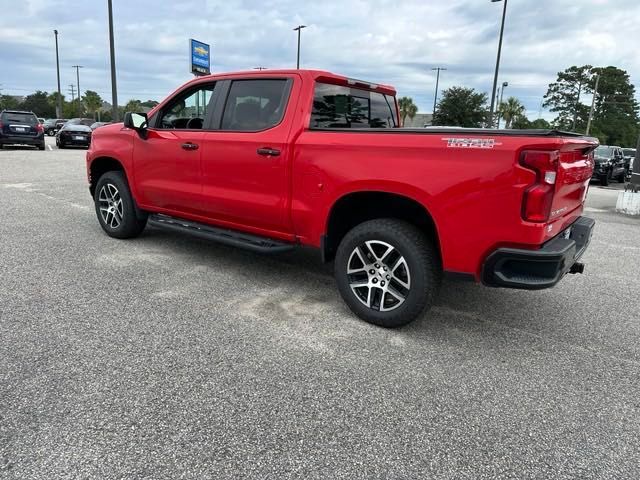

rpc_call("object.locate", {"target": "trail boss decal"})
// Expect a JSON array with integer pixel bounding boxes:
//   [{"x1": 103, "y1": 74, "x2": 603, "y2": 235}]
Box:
[{"x1": 443, "y1": 138, "x2": 502, "y2": 149}]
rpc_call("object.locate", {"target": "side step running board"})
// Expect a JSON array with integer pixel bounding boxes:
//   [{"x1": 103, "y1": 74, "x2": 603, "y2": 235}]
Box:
[{"x1": 148, "y1": 214, "x2": 296, "y2": 254}]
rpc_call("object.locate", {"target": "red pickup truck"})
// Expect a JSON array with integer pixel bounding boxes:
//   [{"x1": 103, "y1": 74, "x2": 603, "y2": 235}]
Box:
[{"x1": 87, "y1": 69, "x2": 597, "y2": 327}]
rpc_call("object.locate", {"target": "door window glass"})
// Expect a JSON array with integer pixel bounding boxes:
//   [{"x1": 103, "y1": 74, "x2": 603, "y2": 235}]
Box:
[
  {"x1": 159, "y1": 84, "x2": 215, "y2": 129},
  {"x1": 220, "y1": 79, "x2": 289, "y2": 131}
]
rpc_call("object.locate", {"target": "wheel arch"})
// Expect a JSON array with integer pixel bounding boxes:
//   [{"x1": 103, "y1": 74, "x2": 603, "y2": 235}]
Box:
[
  {"x1": 89, "y1": 156, "x2": 127, "y2": 196},
  {"x1": 322, "y1": 190, "x2": 441, "y2": 263}
]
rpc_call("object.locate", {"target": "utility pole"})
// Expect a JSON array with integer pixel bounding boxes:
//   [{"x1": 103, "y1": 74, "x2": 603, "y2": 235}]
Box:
[
  {"x1": 54, "y1": 30, "x2": 63, "y2": 118},
  {"x1": 586, "y1": 75, "x2": 600, "y2": 136},
  {"x1": 72, "y1": 65, "x2": 83, "y2": 116},
  {"x1": 488, "y1": 0, "x2": 508, "y2": 128},
  {"x1": 293, "y1": 25, "x2": 306, "y2": 69},
  {"x1": 68, "y1": 84, "x2": 76, "y2": 107},
  {"x1": 108, "y1": 0, "x2": 119, "y2": 122},
  {"x1": 431, "y1": 67, "x2": 446, "y2": 115},
  {"x1": 496, "y1": 81, "x2": 508, "y2": 129},
  {"x1": 572, "y1": 79, "x2": 583, "y2": 131}
]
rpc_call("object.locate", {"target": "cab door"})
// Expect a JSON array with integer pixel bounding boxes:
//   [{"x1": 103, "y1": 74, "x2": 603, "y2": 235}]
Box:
[
  {"x1": 199, "y1": 77, "x2": 298, "y2": 235},
  {"x1": 132, "y1": 82, "x2": 216, "y2": 217}
]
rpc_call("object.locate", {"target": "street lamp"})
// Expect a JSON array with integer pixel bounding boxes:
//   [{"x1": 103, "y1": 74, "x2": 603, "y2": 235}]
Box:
[
  {"x1": 72, "y1": 65, "x2": 83, "y2": 116},
  {"x1": 54, "y1": 30, "x2": 62, "y2": 118},
  {"x1": 293, "y1": 25, "x2": 306, "y2": 69},
  {"x1": 108, "y1": 0, "x2": 119, "y2": 122},
  {"x1": 497, "y1": 81, "x2": 508, "y2": 129},
  {"x1": 488, "y1": 0, "x2": 508, "y2": 128},
  {"x1": 431, "y1": 67, "x2": 447, "y2": 115}
]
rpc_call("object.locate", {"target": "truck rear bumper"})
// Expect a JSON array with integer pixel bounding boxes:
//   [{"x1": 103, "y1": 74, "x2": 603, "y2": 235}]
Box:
[{"x1": 482, "y1": 216, "x2": 595, "y2": 290}]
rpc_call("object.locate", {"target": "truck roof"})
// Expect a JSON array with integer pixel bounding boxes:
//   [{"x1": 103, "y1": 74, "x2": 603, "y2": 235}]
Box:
[{"x1": 186, "y1": 69, "x2": 397, "y2": 95}]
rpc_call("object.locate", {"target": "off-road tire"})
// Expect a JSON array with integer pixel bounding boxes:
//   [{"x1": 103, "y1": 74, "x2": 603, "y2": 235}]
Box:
[
  {"x1": 335, "y1": 218, "x2": 441, "y2": 328},
  {"x1": 94, "y1": 171, "x2": 147, "y2": 239}
]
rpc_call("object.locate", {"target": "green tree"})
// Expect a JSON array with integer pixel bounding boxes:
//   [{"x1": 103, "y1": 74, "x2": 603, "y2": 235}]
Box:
[
  {"x1": 398, "y1": 97, "x2": 418, "y2": 126},
  {"x1": 529, "y1": 118, "x2": 552, "y2": 129},
  {"x1": 21, "y1": 91, "x2": 55, "y2": 118},
  {"x1": 83, "y1": 90, "x2": 103, "y2": 120},
  {"x1": 498, "y1": 97, "x2": 526, "y2": 129},
  {"x1": 511, "y1": 114, "x2": 531, "y2": 129},
  {"x1": 124, "y1": 99, "x2": 143, "y2": 113},
  {"x1": 543, "y1": 65, "x2": 593, "y2": 131},
  {"x1": 141, "y1": 100, "x2": 159, "y2": 108},
  {"x1": 432, "y1": 87, "x2": 488, "y2": 127},
  {"x1": 589, "y1": 66, "x2": 640, "y2": 146},
  {"x1": 47, "y1": 92, "x2": 67, "y2": 118},
  {"x1": 0, "y1": 95, "x2": 22, "y2": 110}
]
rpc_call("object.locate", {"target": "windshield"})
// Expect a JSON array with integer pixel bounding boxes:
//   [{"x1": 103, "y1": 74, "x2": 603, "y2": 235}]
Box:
[
  {"x1": 594, "y1": 146, "x2": 614, "y2": 158},
  {"x1": 1, "y1": 112, "x2": 37, "y2": 125}
]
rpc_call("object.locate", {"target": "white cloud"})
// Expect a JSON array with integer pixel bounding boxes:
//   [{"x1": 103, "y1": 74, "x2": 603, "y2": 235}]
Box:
[{"x1": 0, "y1": 0, "x2": 638, "y2": 119}]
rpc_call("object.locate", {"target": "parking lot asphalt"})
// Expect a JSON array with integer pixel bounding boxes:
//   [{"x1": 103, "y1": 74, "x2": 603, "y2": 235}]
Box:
[{"x1": 1, "y1": 139, "x2": 639, "y2": 479}]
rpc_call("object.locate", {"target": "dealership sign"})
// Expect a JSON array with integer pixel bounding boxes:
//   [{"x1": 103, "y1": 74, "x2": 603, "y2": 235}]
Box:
[{"x1": 190, "y1": 39, "x2": 210, "y2": 76}]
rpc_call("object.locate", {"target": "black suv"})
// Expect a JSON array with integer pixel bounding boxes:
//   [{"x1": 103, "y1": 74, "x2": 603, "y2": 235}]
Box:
[
  {"x1": 591, "y1": 145, "x2": 626, "y2": 186},
  {"x1": 0, "y1": 110, "x2": 46, "y2": 150}
]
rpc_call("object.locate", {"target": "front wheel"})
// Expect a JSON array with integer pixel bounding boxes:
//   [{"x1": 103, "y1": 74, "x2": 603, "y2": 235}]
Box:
[
  {"x1": 335, "y1": 219, "x2": 441, "y2": 328},
  {"x1": 600, "y1": 174, "x2": 609, "y2": 186},
  {"x1": 94, "y1": 171, "x2": 147, "y2": 239}
]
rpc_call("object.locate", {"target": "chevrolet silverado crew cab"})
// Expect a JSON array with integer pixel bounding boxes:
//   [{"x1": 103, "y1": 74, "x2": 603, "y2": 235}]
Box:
[{"x1": 86, "y1": 70, "x2": 597, "y2": 327}]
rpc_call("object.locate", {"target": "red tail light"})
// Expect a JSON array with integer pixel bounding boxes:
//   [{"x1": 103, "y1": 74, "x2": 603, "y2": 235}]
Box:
[
  {"x1": 520, "y1": 150, "x2": 559, "y2": 223},
  {"x1": 36, "y1": 124, "x2": 44, "y2": 133}
]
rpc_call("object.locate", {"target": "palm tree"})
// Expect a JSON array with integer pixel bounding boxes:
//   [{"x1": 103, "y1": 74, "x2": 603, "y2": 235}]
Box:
[
  {"x1": 498, "y1": 97, "x2": 526, "y2": 129},
  {"x1": 398, "y1": 96, "x2": 418, "y2": 127}
]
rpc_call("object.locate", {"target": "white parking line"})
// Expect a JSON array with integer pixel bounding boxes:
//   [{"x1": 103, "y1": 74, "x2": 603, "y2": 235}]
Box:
[{"x1": 47, "y1": 145, "x2": 53, "y2": 151}]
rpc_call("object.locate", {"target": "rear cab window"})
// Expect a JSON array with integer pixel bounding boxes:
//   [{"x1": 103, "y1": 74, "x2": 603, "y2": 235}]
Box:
[{"x1": 310, "y1": 83, "x2": 397, "y2": 128}]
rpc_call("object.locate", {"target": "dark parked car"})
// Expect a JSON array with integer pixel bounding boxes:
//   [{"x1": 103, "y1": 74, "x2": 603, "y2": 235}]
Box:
[
  {"x1": 0, "y1": 110, "x2": 45, "y2": 150},
  {"x1": 591, "y1": 145, "x2": 626, "y2": 186},
  {"x1": 43, "y1": 118, "x2": 68, "y2": 136},
  {"x1": 56, "y1": 118, "x2": 94, "y2": 149}
]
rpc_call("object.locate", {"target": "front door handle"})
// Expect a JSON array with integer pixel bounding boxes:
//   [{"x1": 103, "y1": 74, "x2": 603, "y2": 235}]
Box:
[
  {"x1": 257, "y1": 147, "x2": 280, "y2": 157},
  {"x1": 181, "y1": 142, "x2": 199, "y2": 151}
]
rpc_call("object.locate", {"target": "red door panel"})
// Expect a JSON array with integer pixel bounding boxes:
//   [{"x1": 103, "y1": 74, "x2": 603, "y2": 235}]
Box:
[{"x1": 133, "y1": 130, "x2": 204, "y2": 216}]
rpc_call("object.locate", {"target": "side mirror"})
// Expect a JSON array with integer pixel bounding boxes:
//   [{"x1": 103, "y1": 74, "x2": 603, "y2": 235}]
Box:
[{"x1": 123, "y1": 112, "x2": 148, "y2": 133}]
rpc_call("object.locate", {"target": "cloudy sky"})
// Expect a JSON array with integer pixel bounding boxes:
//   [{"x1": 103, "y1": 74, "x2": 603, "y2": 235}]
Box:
[{"x1": 1, "y1": 0, "x2": 639, "y2": 120}]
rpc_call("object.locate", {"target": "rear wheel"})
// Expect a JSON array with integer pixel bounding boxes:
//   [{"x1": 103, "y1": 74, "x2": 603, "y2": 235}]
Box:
[
  {"x1": 94, "y1": 171, "x2": 147, "y2": 239},
  {"x1": 38, "y1": 142, "x2": 45, "y2": 151},
  {"x1": 335, "y1": 219, "x2": 440, "y2": 328}
]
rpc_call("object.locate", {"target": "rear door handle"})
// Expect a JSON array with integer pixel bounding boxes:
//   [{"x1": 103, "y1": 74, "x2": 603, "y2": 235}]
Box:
[
  {"x1": 181, "y1": 142, "x2": 199, "y2": 151},
  {"x1": 257, "y1": 147, "x2": 280, "y2": 157}
]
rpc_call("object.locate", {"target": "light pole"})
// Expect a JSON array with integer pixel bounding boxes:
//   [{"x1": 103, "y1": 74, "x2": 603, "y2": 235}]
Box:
[
  {"x1": 54, "y1": 30, "x2": 63, "y2": 118},
  {"x1": 586, "y1": 75, "x2": 600, "y2": 135},
  {"x1": 108, "y1": 0, "x2": 119, "y2": 122},
  {"x1": 497, "y1": 81, "x2": 508, "y2": 129},
  {"x1": 488, "y1": 0, "x2": 508, "y2": 128},
  {"x1": 293, "y1": 25, "x2": 306, "y2": 69},
  {"x1": 72, "y1": 65, "x2": 83, "y2": 116},
  {"x1": 431, "y1": 67, "x2": 446, "y2": 115}
]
